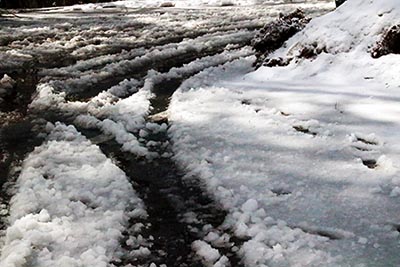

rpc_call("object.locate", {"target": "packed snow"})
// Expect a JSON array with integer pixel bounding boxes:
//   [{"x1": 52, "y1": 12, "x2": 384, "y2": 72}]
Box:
[{"x1": 169, "y1": 0, "x2": 400, "y2": 266}]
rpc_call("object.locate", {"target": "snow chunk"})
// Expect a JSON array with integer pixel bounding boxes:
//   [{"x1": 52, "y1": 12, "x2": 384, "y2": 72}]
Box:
[
  {"x1": 192, "y1": 240, "x2": 221, "y2": 264},
  {"x1": 241, "y1": 199, "x2": 258, "y2": 213}
]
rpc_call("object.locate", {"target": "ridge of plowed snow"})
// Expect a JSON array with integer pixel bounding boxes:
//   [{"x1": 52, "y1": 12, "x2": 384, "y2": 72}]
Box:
[{"x1": 0, "y1": 123, "x2": 146, "y2": 267}]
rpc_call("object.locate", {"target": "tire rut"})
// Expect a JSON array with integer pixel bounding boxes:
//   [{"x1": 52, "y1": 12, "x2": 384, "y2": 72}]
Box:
[
  {"x1": 16, "y1": 49, "x2": 249, "y2": 266},
  {"x1": 81, "y1": 75, "x2": 244, "y2": 266}
]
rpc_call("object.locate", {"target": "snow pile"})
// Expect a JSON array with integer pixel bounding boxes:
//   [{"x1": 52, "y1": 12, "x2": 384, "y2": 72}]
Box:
[
  {"x1": 0, "y1": 123, "x2": 146, "y2": 267},
  {"x1": 267, "y1": 0, "x2": 400, "y2": 68},
  {"x1": 169, "y1": 0, "x2": 400, "y2": 266}
]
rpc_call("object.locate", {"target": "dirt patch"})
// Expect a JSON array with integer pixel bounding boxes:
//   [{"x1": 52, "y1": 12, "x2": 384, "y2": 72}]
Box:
[
  {"x1": 0, "y1": 120, "x2": 43, "y2": 194},
  {"x1": 160, "y1": 2, "x2": 175, "y2": 7},
  {"x1": 335, "y1": 0, "x2": 347, "y2": 7},
  {"x1": 362, "y1": 159, "x2": 377, "y2": 169},
  {"x1": 356, "y1": 136, "x2": 378, "y2": 146},
  {"x1": 0, "y1": 70, "x2": 38, "y2": 115},
  {"x1": 252, "y1": 9, "x2": 310, "y2": 67},
  {"x1": 297, "y1": 42, "x2": 327, "y2": 59},
  {"x1": 371, "y1": 25, "x2": 400, "y2": 58},
  {"x1": 293, "y1": 125, "x2": 317, "y2": 136}
]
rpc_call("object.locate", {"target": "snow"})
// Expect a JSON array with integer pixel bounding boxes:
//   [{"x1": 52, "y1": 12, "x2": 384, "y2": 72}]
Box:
[
  {"x1": 271, "y1": 0, "x2": 400, "y2": 55},
  {"x1": 0, "y1": 123, "x2": 147, "y2": 267},
  {"x1": 169, "y1": 0, "x2": 400, "y2": 266},
  {"x1": 192, "y1": 240, "x2": 223, "y2": 266},
  {"x1": 30, "y1": 47, "x2": 254, "y2": 159},
  {"x1": 1, "y1": 0, "x2": 371, "y2": 265},
  {"x1": 66, "y1": 0, "x2": 332, "y2": 10},
  {"x1": 73, "y1": 85, "x2": 155, "y2": 159}
]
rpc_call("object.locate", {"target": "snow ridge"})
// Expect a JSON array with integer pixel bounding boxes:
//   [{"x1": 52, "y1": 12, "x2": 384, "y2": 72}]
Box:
[{"x1": 0, "y1": 123, "x2": 146, "y2": 267}]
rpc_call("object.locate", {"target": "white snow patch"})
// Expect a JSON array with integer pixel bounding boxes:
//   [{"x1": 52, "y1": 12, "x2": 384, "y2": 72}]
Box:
[
  {"x1": 0, "y1": 123, "x2": 146, "y2": 267},
  {"x1": 169, "y1": 0, "x2": 400, "y2": 265},
  {"x1": 192, "y1": 240, "x2": 224, "y2": 266}
]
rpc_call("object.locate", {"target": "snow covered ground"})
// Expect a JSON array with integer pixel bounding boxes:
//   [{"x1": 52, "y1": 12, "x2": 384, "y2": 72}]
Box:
[
  {"x1": 169, "y1": 0, "x2": 400, "y2": 266},
  {"x1": 0, "y1": 0, "x2": 358, "y2": 266}
]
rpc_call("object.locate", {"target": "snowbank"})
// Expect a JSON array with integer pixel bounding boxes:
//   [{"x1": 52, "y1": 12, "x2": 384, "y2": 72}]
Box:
[
  {"x1": 0, "y1": 123, "x2": 146, "y2": 267},
  {"x1": 169, "y1": 0, "x2": 400, "y2": 266},
  {"x1": 272, "y1": 0, "x2": 400, "y2": 56}
]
